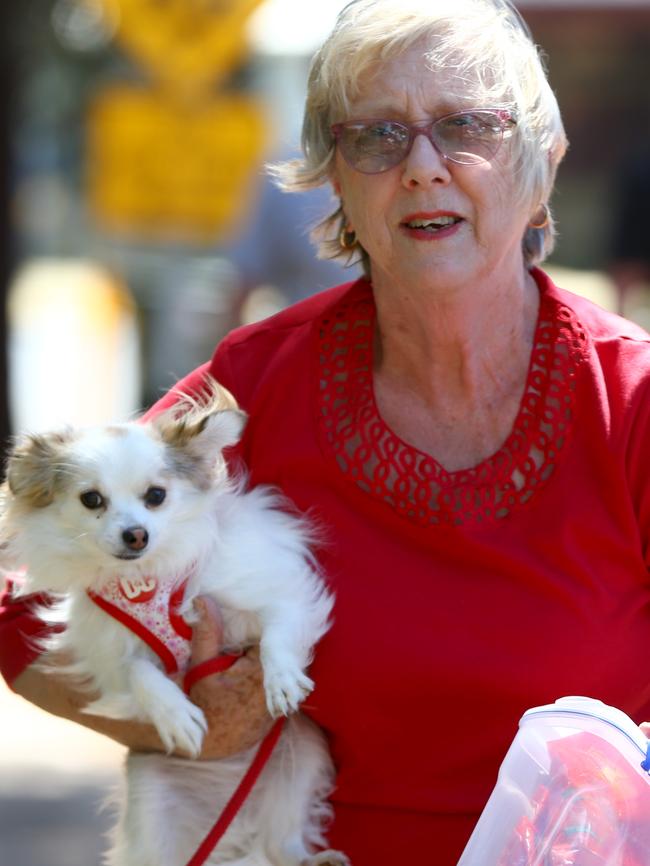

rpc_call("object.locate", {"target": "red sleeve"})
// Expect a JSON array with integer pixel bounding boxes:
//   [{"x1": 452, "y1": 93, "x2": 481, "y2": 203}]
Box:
[
  {"x1": 626, "y1": 373, "x2": 650, "y2": 569},
  {"x1": 0, "y1": 362, "x2": 214, "y2": 687},
  {"x1": 0, "y1": 579, "x2": 57, "y2": 688}
]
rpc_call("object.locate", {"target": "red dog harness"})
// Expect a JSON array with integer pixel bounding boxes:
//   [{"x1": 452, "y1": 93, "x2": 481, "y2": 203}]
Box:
[{"x1": 87, "y1": 571, "x2": 193, "y2": 674}]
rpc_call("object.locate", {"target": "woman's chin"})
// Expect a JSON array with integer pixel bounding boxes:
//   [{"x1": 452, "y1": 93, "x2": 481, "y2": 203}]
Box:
[{"x1": 375, "y1": 254, "x2": 485, "y2": 297}]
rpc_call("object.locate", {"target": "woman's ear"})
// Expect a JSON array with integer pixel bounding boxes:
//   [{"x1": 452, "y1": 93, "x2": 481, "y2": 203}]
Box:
[{"x1": 329, "y1": 166, "x2": 342, "y2": 197}]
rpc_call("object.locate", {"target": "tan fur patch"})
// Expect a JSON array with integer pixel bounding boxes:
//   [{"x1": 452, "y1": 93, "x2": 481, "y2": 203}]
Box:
[
  {"x1": 164, "y1": 448, "x2": 212, "y2": 491},
  {"x1": 156, "y1": 415, "x2": 209, "y2": 450},
  {"x1": 105, "y1": 425, "x2": 128, "y2": 438},
  {"x1": 7, "y1": 429, "x2": 77, "y2": 507}
]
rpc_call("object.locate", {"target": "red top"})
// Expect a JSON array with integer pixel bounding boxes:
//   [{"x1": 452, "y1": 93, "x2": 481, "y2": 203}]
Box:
[{"x1": 4, "y1": 269, "x2": 650, "y2": 865}]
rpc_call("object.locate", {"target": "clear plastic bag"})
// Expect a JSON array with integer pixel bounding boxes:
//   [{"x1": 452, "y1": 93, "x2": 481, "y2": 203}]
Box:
[{"x1": 458, "y1": 698, "x2": 650, "y2": 866}]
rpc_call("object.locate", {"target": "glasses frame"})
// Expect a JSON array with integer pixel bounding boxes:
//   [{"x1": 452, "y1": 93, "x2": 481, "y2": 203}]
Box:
[{"x1": 330, "y1": 108, "x2": 517, "y2": 174}]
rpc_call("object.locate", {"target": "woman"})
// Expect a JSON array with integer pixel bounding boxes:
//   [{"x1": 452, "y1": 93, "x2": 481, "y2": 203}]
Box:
[{"x1": 4, "y1": 1, "x2": 650, "y2": 863}]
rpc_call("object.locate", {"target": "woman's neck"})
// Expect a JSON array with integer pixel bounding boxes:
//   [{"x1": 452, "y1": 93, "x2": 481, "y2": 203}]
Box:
[
  {"x1": 372, "y1": 266, "x2": 540, "y2": 407},
  {"x1": 369, "y1": 265, "x2": 541, "y2": 470}
]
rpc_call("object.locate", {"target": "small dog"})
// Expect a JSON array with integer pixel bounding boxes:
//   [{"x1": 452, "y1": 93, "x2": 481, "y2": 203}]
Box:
[{"x1": 1, "y1": 383, "x2": 347, "y2": 866}]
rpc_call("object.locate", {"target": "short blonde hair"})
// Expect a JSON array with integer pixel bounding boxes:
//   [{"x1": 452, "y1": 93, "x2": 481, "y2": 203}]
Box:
[{"x1": 271, "y1": 0, "x2": 567, "y2": 272}]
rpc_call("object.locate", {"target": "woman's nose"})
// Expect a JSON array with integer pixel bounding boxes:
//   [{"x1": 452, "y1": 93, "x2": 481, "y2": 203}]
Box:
[{"x1": 401, "y1": 132, "x2": 452, "y2": 188}]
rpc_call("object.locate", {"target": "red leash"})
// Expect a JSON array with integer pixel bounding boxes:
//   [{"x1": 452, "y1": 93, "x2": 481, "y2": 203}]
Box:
[
  {"x1": 183, "y1": 655, "x2": 286, "y2": 866},
  {"x1": 182, "y1": 653, "x2": 243, "y2": 694},
  {"x1": 185, "y1": 718, "x2": 286, "y2": 866}
]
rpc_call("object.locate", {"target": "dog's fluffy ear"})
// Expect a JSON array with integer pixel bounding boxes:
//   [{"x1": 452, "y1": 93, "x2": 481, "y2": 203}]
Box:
[
  {"x1": 5, "y1": 430, "x2": 74, "y2": 507},
  {"x1": 155, "y1": 408, "x2": 246, "y2": 455},
  {"x1": 154, "y1": 407, "x2": 246, "y2": 490},
  {"x1": 153, "y1": 378, "x2": 247, "y2": 457},
  {"x1": 196, "y1": 408, "x2": 247, "y2": 452}
]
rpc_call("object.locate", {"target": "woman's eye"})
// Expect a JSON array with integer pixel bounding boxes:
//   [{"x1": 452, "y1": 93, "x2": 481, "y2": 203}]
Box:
[
  {"x1": 144, "y1": 486, "x2": 166, "y2": 507},
  {"x1": 367, "y1": 123, "x2": 393, "y2": 137},
  {"x1": 446, "y1": 113, "x2": 497, "y2": 137},
  {"x1": 363, "y1": 122, "x2": 404, "y2": 142},
  {"x1": 80, "y1": 490, "x2": 104, "y2": 510},
  {"x1": 448, "y1": 113, "x2": 479, "y2": 130}
]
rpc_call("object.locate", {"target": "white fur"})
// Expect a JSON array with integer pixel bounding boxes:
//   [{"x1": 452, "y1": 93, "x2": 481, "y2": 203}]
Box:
[{"x1": 0, "y1": 403, "x2": 348, "y2": 866}]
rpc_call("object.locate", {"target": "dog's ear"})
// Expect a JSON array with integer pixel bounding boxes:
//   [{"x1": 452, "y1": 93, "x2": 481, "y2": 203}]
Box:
[
  {"x1": 154, "y1": 407, "x2": 246, "y2": 490},
  {"x1": 5, "y1": 430, "x2": 74, "y2": 507},
  {"x1": 155, "y1": 407, "x2": 247, "y2": 455},
  {"x1": 193, "y1": 408, "x2": 247, "y2": 452},
  {"x1": 153, "y1": 377, "x2": 247, "y2": 456}
]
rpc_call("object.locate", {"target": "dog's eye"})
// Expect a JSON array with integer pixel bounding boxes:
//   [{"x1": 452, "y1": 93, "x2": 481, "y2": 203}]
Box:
[
  {"x1": 80, "y1": 490, "x2": 104, "y2": 510},
  {"x1": 144, "y1": 486, "x2": 166, "y2": 507}
]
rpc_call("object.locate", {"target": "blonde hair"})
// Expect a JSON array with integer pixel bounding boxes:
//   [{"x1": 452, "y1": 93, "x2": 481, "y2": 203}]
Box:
[{"x1": 271, "y1": 0, "x2": 567, "y2": 272}]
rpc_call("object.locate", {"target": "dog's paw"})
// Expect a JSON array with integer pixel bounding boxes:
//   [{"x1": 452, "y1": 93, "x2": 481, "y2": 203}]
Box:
[
  {"x1": 263, "y1": 662, "x2": 314, "y2": 717},
  {"x1": 132, "y1": 672, "x2": 208, "y2": 756},
  {"x1": 149, "y1": 698, "x2": 208, "y2": 757},
  {"x1": 302, "y1": 850, "x2": 351, "y2": 866}
]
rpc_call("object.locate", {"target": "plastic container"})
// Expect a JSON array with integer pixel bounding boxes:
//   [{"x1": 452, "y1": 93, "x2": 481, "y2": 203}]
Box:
[{"x1": 457, "y1": 696, "x2": 650, "y2": 865}]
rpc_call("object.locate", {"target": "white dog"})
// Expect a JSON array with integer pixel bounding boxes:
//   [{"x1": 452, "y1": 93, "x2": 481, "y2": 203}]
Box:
[{"x1": 1, "y1": 384, "x2": 347, "y2": 866}]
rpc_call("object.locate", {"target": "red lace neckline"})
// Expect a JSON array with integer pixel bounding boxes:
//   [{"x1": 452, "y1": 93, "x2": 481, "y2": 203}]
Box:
[{"x1": 315, "y1": 276, "x2": 588, "y2": 527}]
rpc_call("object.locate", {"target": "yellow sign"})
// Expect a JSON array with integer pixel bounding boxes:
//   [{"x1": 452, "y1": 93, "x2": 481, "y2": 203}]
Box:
[
  {"x1": 101, "y1": 0, "x2": 266, "y2": 91},
  {"x1": 87, "y1": 86, "x2": 267, "y2": 242}
]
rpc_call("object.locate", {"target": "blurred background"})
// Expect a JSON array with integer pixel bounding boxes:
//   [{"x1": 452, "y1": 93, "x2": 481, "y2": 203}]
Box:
[{"x1": 1, "y1": 1, "x2": 649, "y2": 863}]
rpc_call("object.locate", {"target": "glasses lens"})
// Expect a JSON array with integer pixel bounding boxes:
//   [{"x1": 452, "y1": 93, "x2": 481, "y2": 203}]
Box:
[
  {"x1": 433, "y1": 111, "x2": 507, "y2": 165},
  {"x1": 338, "y1": 121, "x2": 409, "y2": 173}
]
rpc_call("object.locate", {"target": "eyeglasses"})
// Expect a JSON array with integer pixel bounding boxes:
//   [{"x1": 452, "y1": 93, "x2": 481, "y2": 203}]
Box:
[{"x1": 330, "y1": 109, "x2": 517, "y2": 174}]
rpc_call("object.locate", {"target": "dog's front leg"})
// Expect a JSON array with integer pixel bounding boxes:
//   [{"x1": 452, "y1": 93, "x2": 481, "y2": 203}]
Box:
[
  {"x1": 85, "y1": 658, "x2": 207, "y2": 755},
  {"x1": 257, "y1": 607, "x2": 316, "y2": 717},
  {"x1": 129, "y1": 659, "x2": 208, "y2": 755}
]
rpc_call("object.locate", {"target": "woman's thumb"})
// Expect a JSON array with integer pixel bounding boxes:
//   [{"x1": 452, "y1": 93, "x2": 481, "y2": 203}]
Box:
[{"x1": 190, "y1": 596, "x2": 224, "y2": 663}]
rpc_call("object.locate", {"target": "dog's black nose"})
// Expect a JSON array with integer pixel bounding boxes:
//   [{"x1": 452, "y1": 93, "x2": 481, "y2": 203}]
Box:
[{"x1": 122, "y1": 526, "x2": 149, "y2": 550}]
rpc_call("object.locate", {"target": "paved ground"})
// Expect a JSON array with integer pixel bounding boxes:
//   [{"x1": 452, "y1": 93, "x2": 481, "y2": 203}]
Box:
[
  {"x1": 0, "y1": 783, "x2": 114, "y2": 866},
  {"x1": 0, "y1": 678, "x2": 125, "y2": 866}
]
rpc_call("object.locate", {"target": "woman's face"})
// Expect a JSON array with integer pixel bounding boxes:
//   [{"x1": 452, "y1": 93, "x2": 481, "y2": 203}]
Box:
[{"x1": 330, "y1": 44, "x2": 531, "y2": 296}]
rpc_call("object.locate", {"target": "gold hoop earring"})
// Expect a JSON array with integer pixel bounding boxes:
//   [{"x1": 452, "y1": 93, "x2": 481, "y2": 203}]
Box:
[
  {"x1": 529, "y1": 203, "x2": 550, "y2": 230},
  {"x1": 339, "y1": 226, "x2": 357, "y2": 250}
]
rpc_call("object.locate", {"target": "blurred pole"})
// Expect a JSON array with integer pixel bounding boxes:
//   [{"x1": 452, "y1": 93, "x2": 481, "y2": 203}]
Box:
[{"x1": 0, "y1": 0, "x2": 12, "y2": 462}]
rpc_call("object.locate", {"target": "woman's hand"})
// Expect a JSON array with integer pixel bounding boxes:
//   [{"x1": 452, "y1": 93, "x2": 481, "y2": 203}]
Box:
[
  {"x1": 11, "y1": 596, "x2": 273, "y2": 759},
  {"x1": 180, "y1": 596, "x2": 274, "y2": 758},
  {"x1": 641, "y1": 723, "x2": 650, "y2": 739}
]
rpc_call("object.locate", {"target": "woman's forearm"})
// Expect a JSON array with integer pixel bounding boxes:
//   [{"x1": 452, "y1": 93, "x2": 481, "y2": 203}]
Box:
[
  {"x1": 11, "y1": 661, "x2": 170, "y2": 752},
  {"x1": 10, "y1": 601, "x2": 274, "y2": 759}
]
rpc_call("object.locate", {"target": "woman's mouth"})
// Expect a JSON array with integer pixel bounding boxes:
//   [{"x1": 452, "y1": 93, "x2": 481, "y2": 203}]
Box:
[{"x1": 401, "y1": 213, "x2": 463, "y2": 238}]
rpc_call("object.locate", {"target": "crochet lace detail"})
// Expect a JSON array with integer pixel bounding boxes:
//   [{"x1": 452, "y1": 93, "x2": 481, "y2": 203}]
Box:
[{"x1": 315, "y1": 281, "x2": 588, "y2": 527}]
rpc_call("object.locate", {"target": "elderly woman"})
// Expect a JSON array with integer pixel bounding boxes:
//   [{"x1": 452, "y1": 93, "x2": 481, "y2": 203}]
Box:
[{"x1": 3, "y1": 1, "x2": 650, "y2": 864}]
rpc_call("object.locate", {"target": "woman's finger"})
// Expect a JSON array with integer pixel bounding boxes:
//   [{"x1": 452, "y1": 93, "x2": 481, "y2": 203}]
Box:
[{"x1": 190, "y1": 596, "x2": 224, "y2": 664}]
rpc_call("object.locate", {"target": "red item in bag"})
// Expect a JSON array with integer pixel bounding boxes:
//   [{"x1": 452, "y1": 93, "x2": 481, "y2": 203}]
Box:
[{"x1": 498, "y1": 732, "x2": 650, "y2": 865}]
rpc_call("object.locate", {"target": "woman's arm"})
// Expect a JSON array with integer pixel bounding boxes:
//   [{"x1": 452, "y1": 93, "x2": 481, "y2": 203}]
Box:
[{"x1": 10, "y1": 597, "x2": 274, "y2": 759}]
